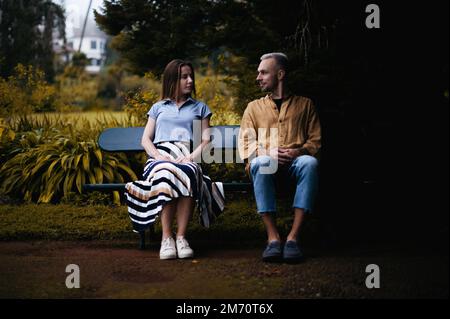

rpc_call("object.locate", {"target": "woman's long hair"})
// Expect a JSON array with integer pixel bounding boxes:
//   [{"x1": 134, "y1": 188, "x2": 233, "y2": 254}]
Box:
[{"x1": 161, "y1": 59, "x2": 196, "y2": 100}]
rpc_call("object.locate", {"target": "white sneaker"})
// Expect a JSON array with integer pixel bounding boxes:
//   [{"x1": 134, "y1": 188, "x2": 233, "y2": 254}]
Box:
[
  {"x1": 176, "y1": 236, "x2": 194, "y2": 259},
  {"x1": 160, "y1": 237, "x2": 177, "y2": 260}
]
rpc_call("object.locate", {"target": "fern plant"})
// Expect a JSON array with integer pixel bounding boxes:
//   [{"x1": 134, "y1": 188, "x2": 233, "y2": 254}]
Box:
[{"x1": 0, "y1": 127, "x2": 138, "y2": 204}]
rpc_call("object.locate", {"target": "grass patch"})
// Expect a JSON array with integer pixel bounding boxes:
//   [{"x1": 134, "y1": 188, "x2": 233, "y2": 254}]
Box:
[
  {"x1": 0, "y1": 196, "x2": 321, "y2": 243},
  {"x1": 0, "y1": 199, "x2": 267, "y2": 241},
  {"x1": 190, "y1": 195, "x2": 266, "y2": 242},
  {"x1": 0, "y1": 204, "x2": 132, "y2": 240},
  {"x1": 25, "y1": 111, "x2": 128, "y2": 125},
  {"x1": 1, "y1": 111, "x2": 129, "y2": 130}
]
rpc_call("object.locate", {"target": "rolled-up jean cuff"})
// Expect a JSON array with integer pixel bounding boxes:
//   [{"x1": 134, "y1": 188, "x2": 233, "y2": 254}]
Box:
[
  {"x1": 293, "y1": 206, "x2": 312, "y2": 214},
  {"x1": 257, "y1": 210, "x2": 276, "y2": 215}
]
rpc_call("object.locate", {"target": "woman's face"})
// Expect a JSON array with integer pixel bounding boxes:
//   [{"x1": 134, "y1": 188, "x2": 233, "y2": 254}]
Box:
[{"x1": 178, "y1": 65, "x2": 194, "y2": 97}]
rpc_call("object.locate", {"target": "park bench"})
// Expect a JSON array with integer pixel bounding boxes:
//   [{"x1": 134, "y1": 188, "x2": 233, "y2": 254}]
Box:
[{"x1": 83, "y1": 125, "x2": 252, "y2": 249}]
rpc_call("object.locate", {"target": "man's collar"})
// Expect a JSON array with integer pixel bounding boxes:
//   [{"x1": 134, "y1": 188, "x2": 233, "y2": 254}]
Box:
[{"x1": 266, "y1": 93, "x2": 293, "y2": 101}]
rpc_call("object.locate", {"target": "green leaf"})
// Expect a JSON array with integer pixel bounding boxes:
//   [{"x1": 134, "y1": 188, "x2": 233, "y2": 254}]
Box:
[
  {"x1": 38, "y1": 191, "x2": 54, "y2": 203},
  {"x1": 24, "y1": 190, "x2": 32, "y2": 201},
  {"x1": 114, "y1": 171, "x2": 124, "y2": 183},
  {"x1": 117, "y1": 163, "x2": 138, "y2": 180},
  {"x1": 63, "y1": 173, "x2": 76, "y2": 196},
  {"x1": 94, "y1": 167, "x2": 103, "y2": 184},
  {"x1": 113, "y1": 191, "x2": 121, "y2": 205},
  {"x1": 105, "y1": 158, "x2": 117, "y2": 168},
  {"x1": 82, "y1": 152, "x2": 90, "y2": 171},
  {"x1": 61, "y1": 154, "x2": 70, "y2": 170},
  {"x1": 94, "y1": 149, "x2": 102, "y2": 166},
  {"x1": 87, "y1": 170, "x2": 96, "y2": 184},
  {"x1": 103, "y1": 166, "x2": 113, "y2": 182},
  {"x1": 30, "y1": 154, "x2": 52, "y2": 175},
  {"x1": 45, "y1": 159, "x2": 61, "y2": 181},
  {"x1": 67, "y1": 156, "x2": 74, "y2": 170},
  {"x1": 76, "y1": 169, "x2": 83, "y2": 194},
  {"x1": 45, "y1": 169, "x2": 64, "y2": 194},
  {"x1": 74, "y1": 154, "x2": 82, "y2": 168}
]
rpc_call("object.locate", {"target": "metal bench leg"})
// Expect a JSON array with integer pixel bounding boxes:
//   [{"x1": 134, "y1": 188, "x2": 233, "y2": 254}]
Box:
[
  {"x1": 149, "y1": 224, "x2": 155, "y2": 241},
  {"x1": 139, "y1": 231, "x2": 145, "y2": 250},
  {"x1": 139, "y1": 224, "x2": 156, "y2": 250}
]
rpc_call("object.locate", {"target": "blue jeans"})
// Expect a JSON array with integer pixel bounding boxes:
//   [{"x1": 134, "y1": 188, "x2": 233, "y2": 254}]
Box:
[{"x1": 249, "y1": 155, "x2": 319, "y2": 214}]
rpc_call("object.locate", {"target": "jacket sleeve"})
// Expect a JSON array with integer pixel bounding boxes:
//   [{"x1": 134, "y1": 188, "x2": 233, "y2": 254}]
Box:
[
  {"x1": 238, "y1": 104, "x2": 258, "y2": 162},
  {"x1": 302, "y1": 100, "x2": 322, "y2": 157}
]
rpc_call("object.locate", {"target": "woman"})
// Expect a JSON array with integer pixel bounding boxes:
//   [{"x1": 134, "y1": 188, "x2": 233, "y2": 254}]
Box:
[{"x1": 125, "y1": 59, "x2": 225, "y2": 260}]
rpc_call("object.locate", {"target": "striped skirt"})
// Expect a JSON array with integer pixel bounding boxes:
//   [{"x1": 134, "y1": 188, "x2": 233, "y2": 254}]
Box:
[{"x1": 124, "y1": 141, "x2": 225, "y2": 232}]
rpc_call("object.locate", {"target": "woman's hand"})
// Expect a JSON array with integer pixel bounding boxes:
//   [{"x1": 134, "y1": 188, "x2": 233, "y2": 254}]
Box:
[
  {"x1": 153, "y1": 153, "x2": 173, "y2": 162},
  {"x1": 174, "y1": 155, "x2": 193, "y2": 164}
]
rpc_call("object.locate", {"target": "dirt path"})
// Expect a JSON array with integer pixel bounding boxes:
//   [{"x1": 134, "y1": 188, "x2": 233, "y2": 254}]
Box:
[{"x1": 0, "y1": 240, "x2": 447, "y2": 299}]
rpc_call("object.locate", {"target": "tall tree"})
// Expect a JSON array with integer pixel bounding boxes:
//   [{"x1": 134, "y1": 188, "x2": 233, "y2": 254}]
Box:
[
  {"x1": 0, "y1": 0, "x2": 66, "y2": 81},
  {"x1": 95, "y1": 0, "x2": 215, "y2": 75}
]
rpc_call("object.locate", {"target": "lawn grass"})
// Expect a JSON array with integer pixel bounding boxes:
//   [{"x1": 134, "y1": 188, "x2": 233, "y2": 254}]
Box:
[
  {"x1": 0, "y1": 203, "x2": 132, "y2": 240},
  {"x1": 0, "y1": 197, "x2": 268, "y2": 241},
  {"x1": 28, "y1": 111, "x2": 128, "y2": 128},
  {"x1": 0, "y1": 194, "x2": 323, "y2": 244},
  {"x1": 0, "y1": 111, "x2": 129, "y2": 130}
]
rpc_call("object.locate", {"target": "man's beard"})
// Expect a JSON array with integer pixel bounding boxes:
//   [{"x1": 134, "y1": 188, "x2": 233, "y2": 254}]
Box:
[{"x1": 261, "y1": 84, "x2": 275, "y2": 92}]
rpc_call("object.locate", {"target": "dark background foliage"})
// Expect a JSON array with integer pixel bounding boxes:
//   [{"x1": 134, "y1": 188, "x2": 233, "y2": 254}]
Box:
[{"x1": 0, "y1": 0, "x2": 66, "y2": 81}]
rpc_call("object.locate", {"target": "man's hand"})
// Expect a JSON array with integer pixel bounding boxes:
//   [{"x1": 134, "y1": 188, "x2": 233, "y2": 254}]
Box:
[
  {"x1": 267, "y1": 147, "x2": 293, "y2": 166},
  {"x1": 278, "y1": 148, "x2": 308, "y2": 165},
  {"x1": 268, "y1": 147, "x2": 279, "y2": 160},
  {"x1": 266, "y1": 147, "x2": 308, "y2": 166},
  {"x1": 277, "y1": 148, "x2": 295, "y2": 165}
]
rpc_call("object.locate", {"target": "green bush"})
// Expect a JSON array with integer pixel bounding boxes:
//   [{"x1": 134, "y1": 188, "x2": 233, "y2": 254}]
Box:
[
  {"x1": 0, "y1": 118, "x2": 138, "y2": 204},
  {"x1": 203, "y1": 162, "x2": 248, "y2": 183},
  {"x1": 0, "y1": 64, "x2": 59, "y2": 116},
  {"x1": 55, "y1": 64, "x2": 99, "y2": 111},
  {"x1": 123, "y1": 87, "x2": 159, "y2": 126},
  {"x1": 195, "y1": 74, "x2": 241, "y2": 125},
  {"x1": 217, "y1": 54, "x2": 264, "y2": 115},
  {"x1": 121, "y1": 68, "x2": 241, "y2": 126},
  {"x1": 0, "y1": 124, "x2": 17, "y2": 165}
]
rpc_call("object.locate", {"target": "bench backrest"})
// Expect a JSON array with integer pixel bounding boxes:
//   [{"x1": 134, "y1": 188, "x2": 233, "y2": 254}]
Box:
[{"x1": 98, "y1": 125, "x2": 241, "y2": 152}]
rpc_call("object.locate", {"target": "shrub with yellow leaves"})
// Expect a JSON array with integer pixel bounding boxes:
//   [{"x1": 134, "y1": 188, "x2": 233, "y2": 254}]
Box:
[{"x1": 0, "y1": 64, "x2": 58, "y2": 117}]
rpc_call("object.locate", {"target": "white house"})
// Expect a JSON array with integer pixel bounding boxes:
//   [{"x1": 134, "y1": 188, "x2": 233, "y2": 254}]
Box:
[
  {"x1": 55, "y1": 0, "x2": 108, "y2": 73},
  {"x1": 67, "y1": 18, "x2": 108, "y2": 73}
]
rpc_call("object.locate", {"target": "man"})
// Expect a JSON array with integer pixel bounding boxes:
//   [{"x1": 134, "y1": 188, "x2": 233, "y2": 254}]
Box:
[{"x1": 238, "y1": 52, "x2": 321, "y2": 262}]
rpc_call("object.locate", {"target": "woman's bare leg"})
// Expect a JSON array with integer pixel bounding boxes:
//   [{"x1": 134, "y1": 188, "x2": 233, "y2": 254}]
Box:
[
  {"x1": 161, "y1": 199, "x2": 177, "y2": 239},
  {"x1": 176, "y1": 196, "x2": 195, "y2": 237}
]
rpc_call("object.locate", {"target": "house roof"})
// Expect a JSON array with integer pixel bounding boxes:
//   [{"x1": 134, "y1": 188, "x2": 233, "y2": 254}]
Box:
[{"x1": 71, "y1": 17, "x2": 107, "y2": 39}]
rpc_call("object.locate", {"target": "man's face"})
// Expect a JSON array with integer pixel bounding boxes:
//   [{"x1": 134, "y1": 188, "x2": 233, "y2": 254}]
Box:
[{"x1": 256, "y1": 58, "x2": 279, "y2": 92}]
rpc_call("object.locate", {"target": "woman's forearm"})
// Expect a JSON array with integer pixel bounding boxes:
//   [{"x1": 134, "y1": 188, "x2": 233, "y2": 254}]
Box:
[
  {"x1": 142, "y1": 138, "x2": 159, "y2": 158},
  {"x1": 190, "y1": 139, "x2": 209, "y2": 161},
  {"x1": 190, "y1": 121, "x2": 211, "y2": 162}
]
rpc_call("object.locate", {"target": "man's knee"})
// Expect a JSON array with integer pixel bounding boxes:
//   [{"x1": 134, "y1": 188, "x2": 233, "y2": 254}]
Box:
[{"x1": 292, "y1": 155, "x2": 318, "y2": 172}]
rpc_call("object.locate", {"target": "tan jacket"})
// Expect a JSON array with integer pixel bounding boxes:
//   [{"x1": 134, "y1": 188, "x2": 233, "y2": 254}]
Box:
[{"x1": 238, "y1": 94, "x2": 321, "y2": 172}]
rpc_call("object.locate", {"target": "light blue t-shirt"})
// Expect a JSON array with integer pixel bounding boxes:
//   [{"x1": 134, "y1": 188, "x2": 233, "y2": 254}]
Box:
[{"x1": 147, "y1": 97, "x2": 212, "y2": 144}]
